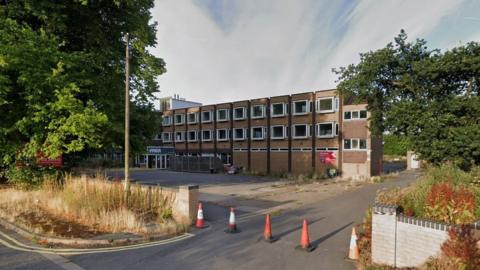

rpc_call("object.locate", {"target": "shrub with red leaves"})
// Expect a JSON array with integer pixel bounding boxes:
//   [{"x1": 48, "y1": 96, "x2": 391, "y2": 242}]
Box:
[
  {"x1": 425, "y1": 183, "x2": 476, "y2": 224},
  {"x1": 438, "y1": 225, "x2": 480, "y2": 269}
]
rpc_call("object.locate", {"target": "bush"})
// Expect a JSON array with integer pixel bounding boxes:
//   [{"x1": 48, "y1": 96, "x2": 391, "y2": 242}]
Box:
[
  {"x1": 425, "y1": 183, "x2": 476, "y2": 224},
  {"x1": 432, "y1": 226, "x2": 480, "y2": 270},
  {"x1": 376, "y1": 165, "x2": 480, "y2": 223},
  {"x1": 4, "y1": 165, "x2": 62, "y2": 188}
]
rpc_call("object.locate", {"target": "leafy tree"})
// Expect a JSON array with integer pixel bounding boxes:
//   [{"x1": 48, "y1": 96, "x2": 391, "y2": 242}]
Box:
[
  {"x1": 0, "y1": 1, "x2": 165, "y2": 177},
  {"x1": 334, "y1": 30, "x2": 480, "y2": 169},
  {"x1": 383, "y1": 134, "x2": 410, "y2": 156}
]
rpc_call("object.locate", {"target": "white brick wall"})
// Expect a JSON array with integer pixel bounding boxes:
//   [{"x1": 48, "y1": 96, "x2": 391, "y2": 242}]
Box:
[
  {"x1": 371, "y1": 204, "x2": 450, "y2": 268},
  {"x1": 372, "y1": 213, "x2": 396, "y2": 265},
  {"x1": 395, "y1": 220, "x2": 448, "y2": 267}
]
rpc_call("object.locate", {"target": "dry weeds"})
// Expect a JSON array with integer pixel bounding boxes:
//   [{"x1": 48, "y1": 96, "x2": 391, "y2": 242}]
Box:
[{"x1": 0, "y1": 174, "x2": 180, "y2": 237}]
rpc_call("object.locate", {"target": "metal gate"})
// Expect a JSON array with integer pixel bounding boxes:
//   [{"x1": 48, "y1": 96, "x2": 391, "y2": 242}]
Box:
[{"x1": 170, "y1": 156, "x2": 224, "y2": 173}]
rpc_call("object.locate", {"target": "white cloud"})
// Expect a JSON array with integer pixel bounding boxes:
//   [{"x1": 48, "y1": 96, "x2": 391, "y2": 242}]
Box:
[{"x1": 151, "y1": 0, "x2": 466, "y2": 105}]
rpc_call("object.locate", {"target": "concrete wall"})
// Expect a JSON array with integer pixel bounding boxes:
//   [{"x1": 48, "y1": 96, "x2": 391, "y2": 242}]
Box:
[
  {"x1": 173, "y1": 185, "x2": 199, "y2": 225},
  {"x1": 371, "y1": 204, "x2": 457, "y2": 268}
]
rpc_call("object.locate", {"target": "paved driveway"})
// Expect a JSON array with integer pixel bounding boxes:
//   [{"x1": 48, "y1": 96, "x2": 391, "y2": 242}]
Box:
[
  {"x1": 108, "y1": 169, "x2": 279, "y2": 187},
  {"x1": 66, "y1": 171, "x2": 420, "y2": 270}
]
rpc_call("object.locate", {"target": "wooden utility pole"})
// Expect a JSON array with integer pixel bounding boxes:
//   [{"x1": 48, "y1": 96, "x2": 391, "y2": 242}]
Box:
[{"x1": 124, "y1": 33, "x2": 130, "y2": 194}]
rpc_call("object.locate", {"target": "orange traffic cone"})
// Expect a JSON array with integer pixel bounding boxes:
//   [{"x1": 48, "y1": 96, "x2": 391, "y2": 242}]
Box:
[
  {"x1": 263, "y1": 214, "x2": 276, "y2": 242},
  {"x1": 225, "y1": 207, "x2": 238, "y2": 233},
  {"x1": 295, "y1": 219, "x2": 314, "y2": 252},
  {"x1": 195, "y1": 203, "x2": 205, "y2": 229},
  {"x1": 348, "y1": 227, "x2": 360, "y2": 260}
]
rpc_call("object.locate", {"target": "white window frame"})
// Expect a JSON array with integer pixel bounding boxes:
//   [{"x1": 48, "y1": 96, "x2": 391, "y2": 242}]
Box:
[
  {"x1": 174, "y1": 131, "x2": 184, "y2": 142},
  {"x1": 187, "y1": 130, "x2": 197, "y2": 142},
  {"x1": 201, "y1": 111, "x2": 213, "y2": 123},
  {"x1": 271, "y1": 103, "x2": 286, "y2": 117},
  {"x1": 359, "y1": 110, "x2": 367, "y2": 119},
  {"x1": 174, "y1": 114, "x2": 185, "y2": 125},
  {"x1": 293, "y1": 100, "x2": 310, "y2": 115},
  {"x1": 216, "y1": 109, "x2": 230, "y2": 122},
  {"x1": 233, "y1": 107, "x2": 246, "y2": 120},
  {"x1": 344, "y1": 110, "x2": 368, "y2": 121},
  {"x1": 292, "y1": 124, "x2": 309, "y2": 139},
  {"x1": 201, "y1": 130, "x2": 212, "y2": 141},
  {"x1": 187, "y1": 112, "x2": 198, "y2": 124},
  {"x1": 162, "y1": 115, "x2": 172, "y2": 126},
  {"x1": 251, "y1": 105, "x2": 265, "y2": 119},
  {"x1": 316, "y1": 97, "x2": 335, "y2": 113},
  {"x1": 216, "y1": 129, "x2": 229, "y2": 141},
  {"x1": 162, "y1": 132, "x2": 171, "y2": 142},
  {"x1": 251, "y1": 126, "x2": 266, "y2": 140},
  {"x1": 343, "y1": 138, "x2": 367, "y2": 150},
  {"x1": 233, "y1": 128, "x2": 246, "y2": 141},
  {"x1": 316, "y1": 122, "x2": 335, "y2": 138},
  {"x1": 270, "y1": 125, "x2": 286, "y2": 140}
]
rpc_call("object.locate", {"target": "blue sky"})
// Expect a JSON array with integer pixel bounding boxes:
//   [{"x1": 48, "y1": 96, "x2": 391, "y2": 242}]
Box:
[{"x1": 151, "y1": 0, "x2": 480, "y2": 104}]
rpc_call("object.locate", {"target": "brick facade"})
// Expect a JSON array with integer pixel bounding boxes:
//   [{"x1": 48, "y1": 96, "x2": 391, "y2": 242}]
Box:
[{"x1": 160, "y1": 90, "x2": 383, "y2": 178}]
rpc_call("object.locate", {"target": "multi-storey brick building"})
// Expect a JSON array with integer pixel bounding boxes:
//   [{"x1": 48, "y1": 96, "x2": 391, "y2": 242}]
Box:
[{"x1": 142, "y1": 90, "x2": 382, "y2": 179}]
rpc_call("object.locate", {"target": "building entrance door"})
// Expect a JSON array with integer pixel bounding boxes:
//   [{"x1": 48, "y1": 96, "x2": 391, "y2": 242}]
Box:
[{"x1": 160, "y1": 155, "x2": 169, "y2": 169}]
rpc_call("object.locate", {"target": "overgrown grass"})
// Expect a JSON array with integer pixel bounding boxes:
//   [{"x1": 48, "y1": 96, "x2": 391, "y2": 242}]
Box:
[{"x1": 0, "y1": 174, "x2": 181, "y2": 236}]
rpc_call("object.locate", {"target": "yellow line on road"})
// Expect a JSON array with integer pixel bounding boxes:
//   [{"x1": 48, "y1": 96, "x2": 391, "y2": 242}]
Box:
[{"x1": 0, "y1": 230, "x2": 194, "y2": 255}]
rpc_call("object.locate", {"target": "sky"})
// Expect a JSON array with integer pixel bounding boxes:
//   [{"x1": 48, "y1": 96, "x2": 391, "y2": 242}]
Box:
[{"x1": 150, "y1": 0, "x2": 480, "y2": 105}]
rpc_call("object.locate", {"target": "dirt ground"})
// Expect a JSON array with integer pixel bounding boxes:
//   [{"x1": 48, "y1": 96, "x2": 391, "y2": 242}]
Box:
[{"x1": 199, "y1": 177, "x2": 372, "y2": 214}]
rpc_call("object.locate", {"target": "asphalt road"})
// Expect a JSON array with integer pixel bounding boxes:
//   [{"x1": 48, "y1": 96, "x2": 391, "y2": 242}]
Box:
[
  {"x1": 108, "y1": 169, "x2": 279, "y2": 187},
  {"x1": 0, "y1": 170, "x2": 420, "y2": 270}
]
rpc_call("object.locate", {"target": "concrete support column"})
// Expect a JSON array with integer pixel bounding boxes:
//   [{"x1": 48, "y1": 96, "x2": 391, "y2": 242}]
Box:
[
  {"x1": 372, "y1": 204, "x2": 398, "y2": 267},
  {"x1": 174, "y1": 185, "x2": 199, "y2": 225}
]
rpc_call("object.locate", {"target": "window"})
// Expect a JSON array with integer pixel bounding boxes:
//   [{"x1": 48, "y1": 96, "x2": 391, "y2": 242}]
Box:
[
  {"x1": 174, "y1": 114, "x2": 184, "y2": 125},
  {"x1": 217, "y1": 109, "x2": 229, "y2": 122},
  {"x1": 187, "y1": 113, "x2": 198, "y2": 124},
  {"x1": 316, "y1": 97, "x2": 334, "y2": 113},
  {"x1": 271, "y1": 125, "x2": 285, "y2": 139},
  {"x1": 317, "y1": 122, "x2": 335, "y2": 138},
  {"x1": 233, "y1": 107, "x2": 246, "y2": 120},
  {"x1": 187, "y1": 131, "x2": 197, "y2": 142},
  {"x1": 352, "y1": 111, "x2": 359, "y2": 119},
  {"x1": 293, "y1": 100, "x2": 309, "y2": 115},
  {"x1": 344, "y1": 139, "x2": 351, "y2": 149},
  {"x1": 162, "y1": 116, "x2": 172, "y2": 126},
  {"x1": 251, "y1": 127, "x2": 265, "y2": 140},
  {"x1": 292, "y1": 124, "x2": 309, "y2": 138},
  {"x1": 175, "y1": 131, "x2": 184, "y2": 142},
  {"x1": 217, "y1": 129, "x2": 229, "y2": 141},
  {"x1": 360, "y1": 110, "x2": 367, "y2": 119},
  {"x1": 202, "y1": 130, "x2": 212, "y2": 141},
  {"x1": 343, "y1": 138, "x2": 367, "y2": 150},
  {"x1": 202, "y1": 111, "x2": 212, "y2": 123},
  {"x1": 344, "y1": 110, "x2": 367, "y2": 120},
  {"x1": 271, "y1": 103, "x2": 286, "y2": 117},
  {"x1": 251, "y1": 105, "x2": 265, "y2": 118},
  {"x1": 233, "y1": 128, "x2": 246, "y2": 140},
  {"x1": 162, "y1": 132, "x2": 171, "y2": 142}
]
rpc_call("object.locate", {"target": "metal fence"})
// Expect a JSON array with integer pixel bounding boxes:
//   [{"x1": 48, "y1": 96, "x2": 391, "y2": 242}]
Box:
[{"x1": 170, "y1": 156, "x2": 224, "y2": 173}]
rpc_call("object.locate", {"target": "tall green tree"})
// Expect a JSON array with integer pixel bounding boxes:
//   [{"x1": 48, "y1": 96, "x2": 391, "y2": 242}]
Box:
[
  {"x1": 0, "y1": 1, "x2": 165, "y2": 173},
  {"x1": 334, "y1": 30, "x2": 480, "y2": 169}
]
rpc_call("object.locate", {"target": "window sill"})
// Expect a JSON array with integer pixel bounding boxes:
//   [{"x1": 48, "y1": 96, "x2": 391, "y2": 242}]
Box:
[{"x1": 317, "y1": 110, "x2": 334, "y2": 114}]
